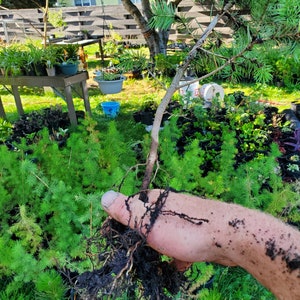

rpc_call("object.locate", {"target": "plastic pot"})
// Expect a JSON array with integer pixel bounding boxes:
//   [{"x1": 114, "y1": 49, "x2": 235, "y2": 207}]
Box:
[{"x1": 101, "y1": 101, "x2": 120, "y2": 118}]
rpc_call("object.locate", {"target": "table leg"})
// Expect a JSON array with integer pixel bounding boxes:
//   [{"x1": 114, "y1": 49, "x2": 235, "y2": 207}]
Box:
[
  {"x1": 12, "y1": 85, "x2": 24, "y2": 115},
  {"x1": 81, "y1": 80, "x2": 91, "y2": 116},
  {"x1": 64, "y1": 85, "x2": 78, "y2": 126},
  {"x1": 0, "y1": 96, "x2": 6, "y2": 119}
]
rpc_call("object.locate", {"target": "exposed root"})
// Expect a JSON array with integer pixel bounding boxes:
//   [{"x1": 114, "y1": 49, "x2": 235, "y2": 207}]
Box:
[
  {"x1": 75, "y1": 189, "x2": 207, "y2": 299},
  {"x1": 76, "y1": 218, "x2": 185, "y2": 299}
]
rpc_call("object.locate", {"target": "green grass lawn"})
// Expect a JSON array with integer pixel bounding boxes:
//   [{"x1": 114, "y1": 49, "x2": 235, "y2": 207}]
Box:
[
  {"x1": 223, "y1": 82, "x2": 300, "y2": 111},
  {"x1": 2, "y1": 79, "x2": 299, "y2": 124}
]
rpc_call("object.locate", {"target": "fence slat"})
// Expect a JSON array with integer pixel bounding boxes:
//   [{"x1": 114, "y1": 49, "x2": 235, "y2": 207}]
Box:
[{"x1": 0, "y1": 3, "x2": 233, "y2": 44}]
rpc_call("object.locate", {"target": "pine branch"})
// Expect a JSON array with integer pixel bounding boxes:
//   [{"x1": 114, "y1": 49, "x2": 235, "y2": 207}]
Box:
[
  {"x1": 148, "y1": 1, "x2": 176, "y2": 30},
  {"x1": 178, "y1": 37, "x2": 259, "y2": 90}
]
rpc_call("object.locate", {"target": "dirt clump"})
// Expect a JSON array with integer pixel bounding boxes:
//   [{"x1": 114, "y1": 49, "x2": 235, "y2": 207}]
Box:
[{"x1": 76, "y1": 218, "x2": 186, "y2": 299}]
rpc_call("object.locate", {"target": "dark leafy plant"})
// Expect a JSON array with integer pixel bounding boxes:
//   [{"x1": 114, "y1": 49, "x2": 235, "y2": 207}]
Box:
[
  {"x1": 284, "y1": 128, "x2": 300, "y2": 151},
  {"x1": 6, "y1": 106, "x2": 70, "y2": 146}
]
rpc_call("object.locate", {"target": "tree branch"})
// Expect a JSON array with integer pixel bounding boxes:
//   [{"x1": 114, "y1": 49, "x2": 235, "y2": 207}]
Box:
[{"x1": 141, "y1": 5, "x2": 232, "y2": 192}]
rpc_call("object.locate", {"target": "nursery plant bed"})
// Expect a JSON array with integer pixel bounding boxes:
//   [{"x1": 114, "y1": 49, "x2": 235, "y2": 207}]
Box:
[
  {"x1": 133, "y1": 95, "x2": 300, "y2": 182},
  {"x1": 4, "y1": 107, "x2": 85, "y2": 149},
  {"x1": 2, "y1": 81, "x2": 300, "y2": 300},
  {"x1": 72, "y1": 94, "x2": 300, "y2": 299}
]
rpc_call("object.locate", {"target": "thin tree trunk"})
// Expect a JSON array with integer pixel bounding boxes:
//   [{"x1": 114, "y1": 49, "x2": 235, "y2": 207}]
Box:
[
  {"x1": 43, "y1": 0, "x2": 49, "y2": 48},
  {"x1": 141, "y1": 3, "x2": 235, "y2": 192}
]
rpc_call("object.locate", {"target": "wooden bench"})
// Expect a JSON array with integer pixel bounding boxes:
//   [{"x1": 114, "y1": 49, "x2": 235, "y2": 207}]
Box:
[
  {"x1": 0, "y1": 71, "x2": 91, "y2": 125},
  {"x1": 51, "y1": 38, "x2": 105, "y2": 63}
]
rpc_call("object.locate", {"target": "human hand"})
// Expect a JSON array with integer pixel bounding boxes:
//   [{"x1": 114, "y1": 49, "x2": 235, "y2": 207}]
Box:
[
  {"x1": 101, "y1": 189, "x2": 236, "y2": 269},
  {"x1": 102, "y1": 189, "x2": 300, "y2": 299}
]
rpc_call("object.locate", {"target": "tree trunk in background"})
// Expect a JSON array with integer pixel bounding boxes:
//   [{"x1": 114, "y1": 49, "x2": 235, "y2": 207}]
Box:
[
  {"x1": 43, "y1": 0, "x2": 49, "y2": 48},
  {"x1": 121, "y1": 0, "x2": 182, "y2": 59}
]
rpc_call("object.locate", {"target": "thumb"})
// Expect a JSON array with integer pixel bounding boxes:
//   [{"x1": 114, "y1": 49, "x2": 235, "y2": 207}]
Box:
[
  {"x1": 102, "y1": 190, "x2": 204, "y2": 268},
  {"x1": 101, "y1": 190, "x2": 148, "y2": 230},
  {"x1": 101, "y1": 190, "x2": 123, "y2": 211}
]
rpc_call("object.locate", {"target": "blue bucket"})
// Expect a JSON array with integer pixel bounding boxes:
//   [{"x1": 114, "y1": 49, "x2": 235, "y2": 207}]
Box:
[{"x1": 101, "y1": 101, "x2": 120, "y2": 118}]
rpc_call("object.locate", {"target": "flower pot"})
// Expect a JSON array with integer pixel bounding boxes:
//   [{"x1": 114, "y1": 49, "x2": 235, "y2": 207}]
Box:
[
  {"x1": 59, "y1": 63, "x2": 78, "y2": 76},
  {"x1": 133, "y1": 110, "x2": 155, "y2": 125},
  {"x1": 34, "y1": 62, "x2": 47, "y2": 76},
  {"x1": 46, "y1": 67, "x2": 56, "y2": 76},
  {"x1": 101, "y1": 101, "x2": 120, "y2": 118},
  {"x1": 94, "y1": 76, "x2": 125, "y2": 94},
  {"x1": 179, "y1": 77, "x2": 200, "y2": 99},
  {"x1": 291, "y1": 101, "x2": 300, "y2": 118},
  {"x1": 200, "y1": 83, "x2": 224, "y2": 101}
]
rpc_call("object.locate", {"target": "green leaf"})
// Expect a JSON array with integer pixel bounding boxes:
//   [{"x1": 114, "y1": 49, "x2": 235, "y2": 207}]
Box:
[
  {"x1": 148, "y1": 0, "x2": 176, "y2": 30},
  {"x1": 253, "y1": 64, "x2": 273, "y2": 84}
]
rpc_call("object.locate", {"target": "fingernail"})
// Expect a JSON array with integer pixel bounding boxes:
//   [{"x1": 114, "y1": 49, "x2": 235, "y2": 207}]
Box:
[{"x1": 101, "y1": 190, "x2": 119, "y2": 209}]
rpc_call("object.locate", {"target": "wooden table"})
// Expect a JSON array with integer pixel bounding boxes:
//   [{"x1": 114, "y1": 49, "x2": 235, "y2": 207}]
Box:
[
  {"x1": 52, "y1": 37, "x2": 104, "y2": 63},
  {"x1": 0, "y1": 72, "x2": 91, "y2": 126}
]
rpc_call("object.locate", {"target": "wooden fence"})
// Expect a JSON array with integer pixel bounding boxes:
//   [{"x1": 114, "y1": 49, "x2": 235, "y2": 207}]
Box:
[{"x1": 0, "y1": 1, "x2": 233, "y2": 44}]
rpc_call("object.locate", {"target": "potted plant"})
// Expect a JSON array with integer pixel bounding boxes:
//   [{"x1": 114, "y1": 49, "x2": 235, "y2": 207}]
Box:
[
  {"x1": 43, "y1": 45, "x2": 61, "y2": 76},
  {"x1": 0, "y1": 45, "x2": 26, "y2": 76},
  {"x1": 133, "y1": 97, "x2": 159, "y2": 126},
  {"x1": 45, "y1": 61, "x2": 56, "y2": 76},
  {"x1": 118, "y1": 49, "x2": 148, "y2": 78},
  {"x1": 58, "y1": 44, "x2": 79, "y2": 76},
  {"x1": 27, "y1": 44, "x2": 47, "y2": 76},
  {"x1": 94, "y1": 67, "x2": 125, "y2": 94},
  {"x1": 22, "y1": 49, "x2": 36, "y2": 76}
]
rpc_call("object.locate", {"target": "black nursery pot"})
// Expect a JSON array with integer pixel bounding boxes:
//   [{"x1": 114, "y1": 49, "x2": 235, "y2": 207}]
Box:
[
  {"x1": 278, "y1": 153, "x2": 300, "y2": 181},
  {"x1": 133, "y1": 111, "x2": 155, "y2": 125},
  {"x1": 291, "y1": 101, "x2": 300, "y2": 118},
  {"x1": 23, "y1": 63, "x2": 36, "y2": 76},
  {"x1": 34, "y1": 62, "x2": 47, "y2": 76}
]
